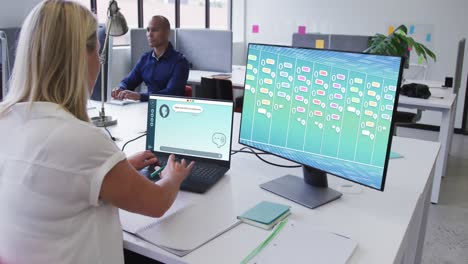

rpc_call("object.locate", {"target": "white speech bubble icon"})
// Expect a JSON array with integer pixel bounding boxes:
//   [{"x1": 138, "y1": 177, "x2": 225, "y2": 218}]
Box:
[
  {"x1": 212, "y1": 133, "x2": 227, "y2": 148},
  {"x1": 172, "y1": 104, "x2": 203, "y2": 114}
]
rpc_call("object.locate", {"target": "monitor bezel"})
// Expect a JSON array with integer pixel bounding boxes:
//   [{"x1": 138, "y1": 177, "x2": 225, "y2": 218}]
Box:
[
  {"x1": 147, "y1": 94, "x2": 235, "y2": 167},
  {"x1": 238, "y1": 43, "x2": 405, "y2": 191}
]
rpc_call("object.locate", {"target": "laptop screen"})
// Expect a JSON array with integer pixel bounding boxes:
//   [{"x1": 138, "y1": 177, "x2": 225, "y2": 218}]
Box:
[{"x1": 147, "y1": 95, "x2": 234, "y2": 162}]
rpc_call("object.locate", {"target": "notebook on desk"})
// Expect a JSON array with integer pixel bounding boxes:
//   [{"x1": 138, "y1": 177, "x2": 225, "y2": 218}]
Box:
[
  {"x1": 140, "y1": 95, "x2": 234, "y2": 193},
  {"x1": 119, "y1": 194, "x2": 240, "y2": 257}
]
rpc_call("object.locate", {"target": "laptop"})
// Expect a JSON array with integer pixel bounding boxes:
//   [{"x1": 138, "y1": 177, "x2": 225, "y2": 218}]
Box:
[{"x1": 140, "y1": 95, "x2": 234, "y2": 193}]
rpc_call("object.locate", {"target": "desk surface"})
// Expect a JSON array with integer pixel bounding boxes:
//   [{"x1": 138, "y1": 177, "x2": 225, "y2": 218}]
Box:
[
  {"x1": 188, "y1": 65, "x2": 245, "y2": 88},
  {"x1": 88, "y1": 101, "x2": 440, "y2": 264}
]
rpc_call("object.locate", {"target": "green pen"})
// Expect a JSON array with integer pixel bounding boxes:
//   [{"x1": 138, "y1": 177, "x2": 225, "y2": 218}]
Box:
[{"x1": 150, "y1": 165, "x2": 166, "y2": 179}]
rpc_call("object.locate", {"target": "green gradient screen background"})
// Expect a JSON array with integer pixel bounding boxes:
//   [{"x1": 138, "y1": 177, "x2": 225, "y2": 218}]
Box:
[{"x1": 148, "y1": 96, "x2": 233, "y2": 161}]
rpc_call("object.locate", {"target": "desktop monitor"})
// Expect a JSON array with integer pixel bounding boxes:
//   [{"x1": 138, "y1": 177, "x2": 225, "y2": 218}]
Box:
[{"x1": 239, "y1": 43, "x2": 404, "y2": 208}]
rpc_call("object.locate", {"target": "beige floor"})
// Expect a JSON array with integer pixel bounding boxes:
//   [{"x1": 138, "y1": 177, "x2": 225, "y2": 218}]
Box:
[{"x1": 397, "y1": 127, "x2": 468, "y2": 264}]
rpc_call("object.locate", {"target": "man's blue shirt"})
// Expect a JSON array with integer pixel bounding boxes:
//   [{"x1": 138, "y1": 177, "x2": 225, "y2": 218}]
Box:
[{"x1": 118, "y1": 42, "x2": 189, "y2": 101}]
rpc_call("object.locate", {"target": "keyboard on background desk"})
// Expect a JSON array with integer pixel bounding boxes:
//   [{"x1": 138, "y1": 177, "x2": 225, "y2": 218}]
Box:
[{"x1": 108, "y1": 99, "x2": 138, "y2": 106}]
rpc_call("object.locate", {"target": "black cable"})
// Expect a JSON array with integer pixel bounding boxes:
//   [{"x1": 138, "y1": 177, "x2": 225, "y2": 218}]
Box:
[
  {"x1": 104, "y1": 126, "x2": 116, "y2": 141},
  {"x1": 231, "y1": 146, "x2": 256, "y2": 155},
  {"x1": 121, "y1": 133, "x2": 147, "y2": 151},
  {"x1": 231, "y1": 147, "x2": 301, "y2": 168}
]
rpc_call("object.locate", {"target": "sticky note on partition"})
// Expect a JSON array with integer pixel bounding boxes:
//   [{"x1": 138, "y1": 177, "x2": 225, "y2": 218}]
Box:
[
  {"x1": 388, "y1": 25, "x2": 394, "y2": 35},
  {"x1": 426, "y1": 33, "x2": 432, "y2": 42},
  {"x1": 298, "y1": 26, "x2": 306, "y2": 35},
  {"x1": 315, "y1": 39, "x2": 325, "y2": 49},
  {"x1": 252, "y1": 24, "x2": 259, "y2": 33},
  {"x1": 409, "y1": 25, "x2": 415, "y2": 34}
]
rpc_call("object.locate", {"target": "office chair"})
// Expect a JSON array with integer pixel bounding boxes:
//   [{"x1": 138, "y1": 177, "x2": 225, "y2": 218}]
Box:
[
  {"x1": 393, "y1": 109, "x2": 423, "y2": 135},
  {"x1": 234, "y1": 96, "x2": 243, "y2": 113},
  {"x1": 196, "y1": 77, "x2": 233, "y2": 101},
  {"x1": 185, "y1": 85, "x2": 193, "y2": 97}
]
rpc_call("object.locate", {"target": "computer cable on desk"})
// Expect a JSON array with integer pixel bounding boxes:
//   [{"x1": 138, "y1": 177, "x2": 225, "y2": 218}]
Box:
[
  {"x1": 231, "y1": 147, "x2": 301, "y2": 168},
  {"x1": 104, "y1": 126, "x2": 116, "y2": 141},
  {"x1": 121, "y1": 133, "x2": 147, "y2": 151}
]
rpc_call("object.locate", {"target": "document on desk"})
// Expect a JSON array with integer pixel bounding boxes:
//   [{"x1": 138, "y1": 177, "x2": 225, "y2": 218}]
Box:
[
  {"x1": 119, "y1": 198, "x2": 240, "y2": 257},
  {"x1": 249, "y1": 220, "x2": 357, "y2": 264}
]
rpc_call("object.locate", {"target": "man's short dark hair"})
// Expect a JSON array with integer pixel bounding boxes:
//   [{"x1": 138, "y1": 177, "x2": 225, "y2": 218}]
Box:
[{"x1": 151, "y1": 15, "x2": 170, "y2": 31}]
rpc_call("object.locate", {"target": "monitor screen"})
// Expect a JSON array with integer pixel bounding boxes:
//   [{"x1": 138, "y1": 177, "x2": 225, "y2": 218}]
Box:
[
  {"x1": 147, "y1": 95, "x2": 234, "y2": 162},
  {"x1": 240, "y1": 44, "x2": 403, "y2": 191}
]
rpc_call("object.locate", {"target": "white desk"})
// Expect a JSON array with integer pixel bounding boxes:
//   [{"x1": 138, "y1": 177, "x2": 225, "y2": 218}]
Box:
[
  {"x1": 399, "y1": 80, "x2": 457, "y2": 203},
  {"x1": 188, "y1": 65, "x2": 246, "y2": 88},
  {"x1": 185, "y1": 69, "x2": 455, "y2": 203},
  {"x1": 88, "y1": 101, "x2": 439, "y2": 264}
]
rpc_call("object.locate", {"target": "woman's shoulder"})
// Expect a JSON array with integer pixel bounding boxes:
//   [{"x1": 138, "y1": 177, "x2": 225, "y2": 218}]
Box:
[{"x1": 50, "y1": 117, "x2": 115, "y2": 149}]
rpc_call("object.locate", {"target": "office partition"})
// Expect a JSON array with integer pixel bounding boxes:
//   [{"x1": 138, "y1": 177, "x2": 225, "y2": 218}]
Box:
[
  {"x1": 292, "y1": 33, "x2": 330, "y2": 49},
  {"x1": 329, "y1": 34, "x2": 371, "y2": 52},
  {"x1": 292, "y1": 33, "x2": 371, "y2": 53},
  {"x1": 176, "y1": 29, "x2": 232, "y2": 72}
]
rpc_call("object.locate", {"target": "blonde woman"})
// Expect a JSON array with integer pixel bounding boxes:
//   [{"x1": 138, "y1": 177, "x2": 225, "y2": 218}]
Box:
[{"x1": 0, "y1": 1, "x2": 194, "y2": 264}]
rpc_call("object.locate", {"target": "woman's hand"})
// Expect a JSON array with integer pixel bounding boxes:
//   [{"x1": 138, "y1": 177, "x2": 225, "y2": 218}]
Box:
[
  {"x1": 127, "y1": 150, "x2": 159, "y2": 170},
  {"x1": 160, "y1": 154, "x2": 195, "y2": 185},
  {"x1": 111, "y1": 88, "x2": 141, "y2": 101}
]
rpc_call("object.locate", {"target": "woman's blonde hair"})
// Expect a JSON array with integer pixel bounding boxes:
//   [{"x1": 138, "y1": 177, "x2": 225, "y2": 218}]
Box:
[{"x1": 0, "y1": 0, "x2": 98, "y2": 122}]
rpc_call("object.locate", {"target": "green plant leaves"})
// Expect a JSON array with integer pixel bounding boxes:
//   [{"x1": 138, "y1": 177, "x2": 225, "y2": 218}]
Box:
[{"x1": 366, "y1": 24, "x2": 436, "y2": 63}]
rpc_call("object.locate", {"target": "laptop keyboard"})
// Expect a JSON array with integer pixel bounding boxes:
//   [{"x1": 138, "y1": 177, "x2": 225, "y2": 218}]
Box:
[{"x1": 141, "y1": 157, "x2": 228, "y2": 193}]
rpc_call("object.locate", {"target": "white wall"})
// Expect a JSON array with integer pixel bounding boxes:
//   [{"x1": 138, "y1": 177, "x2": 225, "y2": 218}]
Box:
[{"x1": 241, "y1": 0, "x2": 468, "y2": 128}]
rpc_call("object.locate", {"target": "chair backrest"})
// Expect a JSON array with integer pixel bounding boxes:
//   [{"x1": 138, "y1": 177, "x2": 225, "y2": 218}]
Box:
[
  {"x1": 185, "y1": 85, "x2": 193, "y2": 97},
  {"x1": 0, "y1": 28, "x2": 21, "y2": 100},
  {"x1": 1, "y1": 31, "x2": 8, "y2": 100},
  {"x1": 196, "y1": 77, "x2": 233, "y2": 101}
]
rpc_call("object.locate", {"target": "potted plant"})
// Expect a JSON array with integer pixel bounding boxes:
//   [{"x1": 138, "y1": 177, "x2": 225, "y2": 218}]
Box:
[{"x1": 364, "y1": 25, "x2": 436, "y2": 68}]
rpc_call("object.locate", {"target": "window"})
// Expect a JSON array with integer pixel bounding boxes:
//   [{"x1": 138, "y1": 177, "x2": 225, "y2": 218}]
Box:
[
  {"x1": 97, "y1": 0, "x2": 138, "y2": 45},
  {"x1": 180, "y1": 0, "x2": 205, "y2": 28},
  {"x1": 89, "y1": 0, "x2": 231, "y2": 45},
  {"x1": 210, "y1": 0, "x2": 228, "y2": 29},
  {"x1": 72, "y1": 0, "x2": 91, "y2": 9},
  {"x1": 143, "y1": 0, "x2": 175, "y2": 29}
]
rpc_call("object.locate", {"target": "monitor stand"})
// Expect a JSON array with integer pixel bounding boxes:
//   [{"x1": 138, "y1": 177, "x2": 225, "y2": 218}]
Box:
[{"x1": 260, "y1": 165, "x2": 342, "y2": 209}]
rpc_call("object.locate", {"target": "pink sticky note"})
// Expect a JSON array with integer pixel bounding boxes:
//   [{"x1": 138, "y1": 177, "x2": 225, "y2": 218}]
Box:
[
  {"x1": 298, "y1": 26, "x2": 306, "y2": 35},
  {"x1": 252, "y1": 25, "x2": 259, "y2": 33}
]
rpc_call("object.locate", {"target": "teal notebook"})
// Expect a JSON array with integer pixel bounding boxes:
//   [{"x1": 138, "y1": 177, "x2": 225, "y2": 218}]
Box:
[
  {"x1": 390, "y1": 151, "x2": 403, "y2": 159},
  {"x1": 238, "y1": 201, "x2": 290, "y2": 230}
]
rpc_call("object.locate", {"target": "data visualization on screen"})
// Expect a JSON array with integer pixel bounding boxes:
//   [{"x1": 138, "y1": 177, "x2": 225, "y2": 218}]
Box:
[{"x1": 239, "y1": 44, "x2": 403, "y2": 190}]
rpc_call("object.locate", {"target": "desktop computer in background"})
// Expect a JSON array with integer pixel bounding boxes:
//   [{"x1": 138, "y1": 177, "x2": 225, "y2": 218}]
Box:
[{"x1": 239, "y1": 43, "x2": 404, "y2": 209}]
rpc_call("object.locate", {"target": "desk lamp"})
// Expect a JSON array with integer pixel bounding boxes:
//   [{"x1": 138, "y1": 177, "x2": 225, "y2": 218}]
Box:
[{"x1": 91, "y1": 0, "x2": 128, "y2": 127}]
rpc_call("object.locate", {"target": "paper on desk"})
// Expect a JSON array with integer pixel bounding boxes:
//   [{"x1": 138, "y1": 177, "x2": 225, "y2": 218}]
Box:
[
  {"x1": 250, "y1": 220, "x2": 357, "y2": 264},
  {"x1": 137, "y1": 201, "x2": 239, "y2": 255},
  {"x1": 119, "y1": 199, "x2": 189, "y2": 234}
]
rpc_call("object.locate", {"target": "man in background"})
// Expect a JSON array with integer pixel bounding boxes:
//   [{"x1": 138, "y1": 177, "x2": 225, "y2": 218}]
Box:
[{"x1": 112, "y1": 15, "x2": 189, "y2": 102}]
